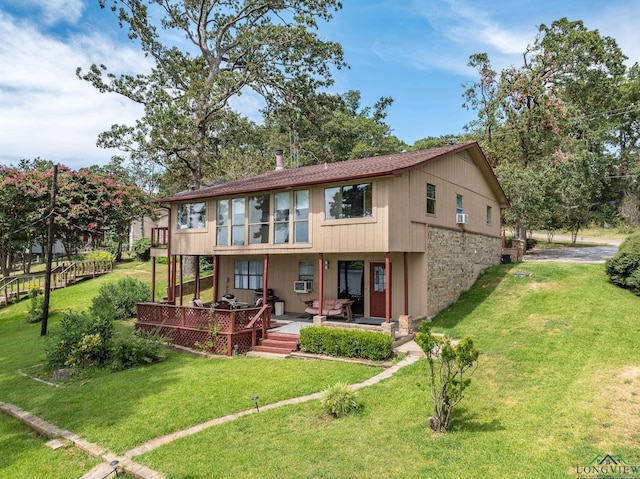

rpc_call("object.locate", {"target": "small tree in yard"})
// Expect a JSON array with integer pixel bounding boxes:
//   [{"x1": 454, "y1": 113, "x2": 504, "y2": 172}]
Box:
[{"x1": 415, "y1": 321, "x2": 479, "y2": 433}]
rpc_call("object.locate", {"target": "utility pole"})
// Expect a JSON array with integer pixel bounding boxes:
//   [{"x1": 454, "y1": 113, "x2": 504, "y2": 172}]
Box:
[{"x1": 40, "y1": 164, "x2": 58, "y2": 336}]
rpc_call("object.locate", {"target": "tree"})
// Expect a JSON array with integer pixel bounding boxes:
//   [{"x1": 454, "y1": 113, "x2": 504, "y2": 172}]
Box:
[
  {"x1": 464, "y1": 18, "x2": 628, "y2": 238},
  {"x1": 415, "y1": 322, "x2": 479, "y2": 433},
  {"x1": 79, "y1": 0, "x2": 346, "y2": 191}
]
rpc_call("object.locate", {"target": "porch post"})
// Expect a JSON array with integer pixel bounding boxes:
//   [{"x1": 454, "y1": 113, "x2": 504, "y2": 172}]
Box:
[
  {"x1": 404, "y1": 252, "x2": 409, "y2": 315},
  {"x1": 213, "y1": 255, "x2": 220, "y2": 303},
  {"x1": 318, "y1": 253, "x2": 324, "y2": 312},
  {"x1": 263, "y1": 254, "x2": 269, "y2": 305},
  {"x1": 194, "y1": 255, "x2": 201, "y2": 299},
  {"x1": 151, "y1": 257, "x2": 156, "y2": 302},
  {"x1": 179, "y1": 255, "x2": 184, "y2": 306},
  {"x1": 385, "y1": 252, "x2": 391, "y2": 323}
]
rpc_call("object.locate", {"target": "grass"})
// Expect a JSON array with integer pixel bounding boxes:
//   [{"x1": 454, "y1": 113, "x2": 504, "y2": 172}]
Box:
[
  {"x1": 2, "y1": 260, "x2": 640, "y2": 478},
  {"x1": 0, "y1": 261, "x2": 381, "y2": 477}
]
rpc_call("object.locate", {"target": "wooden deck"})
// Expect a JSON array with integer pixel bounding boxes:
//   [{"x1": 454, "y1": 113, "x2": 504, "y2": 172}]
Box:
[{"x1": 0, "y1": 260, "x2": 113, "y2": 308}]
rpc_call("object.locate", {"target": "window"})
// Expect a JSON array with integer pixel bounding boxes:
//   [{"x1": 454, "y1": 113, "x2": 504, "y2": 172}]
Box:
[
  {"x1": 426, "y1": 183, "x2": 436, "y2": 215},
  {"x1": 249, "y1": 195, "x2": 270, "y2": 244},
  {"x1": 294, "y1": 190, "x2": 309, "y2": 243},
  {"x1": 274, "y1": 192, "x2": 289, "y2": 244},
  {"x1": 298, "y1": 261, "x2": 314, "y2": 281},
  {"x1": 456, "y1": 194, "x2": 464, "y2": 214},
  {"x1": 231, "y1": 198, "x2": 245, "y2": 245},
  {"x1": 234, "y1": 260, "x2": 263, "y2": 289},
  {"x1": 216, "y1": 200, "x2": 228, "y2": 245},
  {"x1": 486, "y1": 205, "x2": 493, "y2": 225},
  {"x1": 325, "y1": 183, "x2": 372, "y2": 220},
  {"x1": 177, "y1": 202, "x2": 206, "y2": 230}
]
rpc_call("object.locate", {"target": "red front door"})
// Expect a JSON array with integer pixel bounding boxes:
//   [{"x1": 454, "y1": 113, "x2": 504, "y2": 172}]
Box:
[{"x1": 369, "y1": 262, "x2": 388, "y2": 318}]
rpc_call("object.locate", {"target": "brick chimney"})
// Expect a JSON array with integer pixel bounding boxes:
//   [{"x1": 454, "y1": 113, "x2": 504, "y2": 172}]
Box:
[{"x1": 275, "y1": 149, "x2": 284, "y2": 171}]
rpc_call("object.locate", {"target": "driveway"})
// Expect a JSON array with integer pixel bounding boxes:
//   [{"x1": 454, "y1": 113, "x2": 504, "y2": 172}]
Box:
[{"x1": 524, "y1": 245, "x2": 619, "y2": 263}]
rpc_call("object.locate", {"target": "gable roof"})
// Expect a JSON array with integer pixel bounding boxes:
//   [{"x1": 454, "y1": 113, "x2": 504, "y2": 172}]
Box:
[{"x1": 156, "y1": 142, "x2": 509, "y2": 207}]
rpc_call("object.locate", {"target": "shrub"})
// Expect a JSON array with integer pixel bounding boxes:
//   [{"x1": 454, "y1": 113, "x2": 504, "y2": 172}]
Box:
[
  {"x1": 90, "y1": 277, "x2": 151, "y2": 321},
  {"x1": 84, "y1": 249, "x2": 116, "y2": 263},
  {"x1": 25, "y1": 286, "x2": 44, "y2": 323},
  {"x1": 415, "y1": 322, "x2": 479, "y2": 433},
  {"x1": 133, "y1": 237, "x2": 151, "y2": 261},
  {"x1": 605, "y1": 232, "x2": 640, "y2": 296},
  {"x1": 320, "y1": 382, "x2": 361, "y2": 418},
  {"x1": 299, "y1": 326, "x2": 393, "y2": 361},
  {"x1": 45, "y1": 311, "x2": 114, "y2": 370},
  {"x1": 110, "y1": 331, "x2": 167, "y2": 371}
]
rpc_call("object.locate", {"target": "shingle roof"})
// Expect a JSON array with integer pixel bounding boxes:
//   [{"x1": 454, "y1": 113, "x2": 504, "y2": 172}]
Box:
[{"x1": 156, "y1": 142, "x2": 508, "y2": 205}]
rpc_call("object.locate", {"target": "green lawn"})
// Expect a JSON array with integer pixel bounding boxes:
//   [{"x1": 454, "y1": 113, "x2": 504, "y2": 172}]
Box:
[{"x1": 2, "y1": 261, "x2": 640, "y2": 478}]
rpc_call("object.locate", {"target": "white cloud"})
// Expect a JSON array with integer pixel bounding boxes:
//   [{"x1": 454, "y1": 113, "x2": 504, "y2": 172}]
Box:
[
  {"x1": 0, "y1": 12, "x2": 149, "y2": 168},
  {"x1": 7, "y1": 0, "x2": 84, "y2": 25}
]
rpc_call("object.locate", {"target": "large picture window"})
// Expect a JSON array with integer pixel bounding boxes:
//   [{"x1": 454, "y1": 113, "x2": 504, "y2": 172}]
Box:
[
  {"x1": 177, "y1": 202, "x2": 206, "y2": 230},
  {"x1": 294, "y1": 190, "x2": 309, "y2": 243},
  {"x1": 234, "y1": 260, "x2": 263, "y2": 289},
  {"x1": 325, "y1": 183, "x2": 372, "y2": 220},
  {"x1": 249, "y1": 195, "x2": 270, "y2": 244},
  {"x1": 232, "y1": 198, "x2": 245, "y2": 245},
  {"x1": 216, "y1": 200, "x2": 228, "y2": 245}
]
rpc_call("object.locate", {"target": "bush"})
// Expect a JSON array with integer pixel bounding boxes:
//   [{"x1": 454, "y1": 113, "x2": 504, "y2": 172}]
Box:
[
  {"x1": 299, "y1": 326, "x2": 393, "y2": 361},
  {"x1": 25, "y1": 286, "x2": 44, "y2": 323},
  {"x1": 320, "y1": 382, "x2": 361, "y2": 418},
  {"x1": 84, "y1": 249, "x2": 116, "y2": 263},
  {"x1": 90, "y1": 277, "x2": 151, "y2": 321},
  {"x1": 45, "y1": 311, "x2": 114, "y2": 370},
  {"x1": 133, "y1": 237, "x2": 151, "y2": 261},
  {"x1": 110, "y1": 331, "x2": 167, "y2": 371},
  {"x1": 605, "y1": 232, "x2": 640, "y2": 296}
]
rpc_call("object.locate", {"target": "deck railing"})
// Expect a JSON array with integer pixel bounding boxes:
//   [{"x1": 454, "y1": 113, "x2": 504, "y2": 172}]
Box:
[
  {"x1": 135, "y1": 302, "x2": 271, "y2": 356},
  {"x1": 151, "y1": 227, "x2": 169, "y2": 247}
]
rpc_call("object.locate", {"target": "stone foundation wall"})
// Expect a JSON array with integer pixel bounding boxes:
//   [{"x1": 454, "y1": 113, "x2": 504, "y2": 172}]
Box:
[{"x1": 427, "y1": 227, "x2": 502, "y2": 317}]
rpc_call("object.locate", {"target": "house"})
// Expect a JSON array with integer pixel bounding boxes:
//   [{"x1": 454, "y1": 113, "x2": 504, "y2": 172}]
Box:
[{"x1": 138, "y1": 142, "x2": 508, "y2": 353}]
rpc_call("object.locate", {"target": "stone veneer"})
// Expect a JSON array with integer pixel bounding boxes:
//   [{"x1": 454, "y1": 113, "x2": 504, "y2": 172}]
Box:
[{"x1": 426, "y1": 226, "x2": 502, "y2": 317}]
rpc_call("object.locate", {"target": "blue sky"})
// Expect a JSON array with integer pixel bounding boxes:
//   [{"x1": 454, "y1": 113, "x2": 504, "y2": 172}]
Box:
[{"x1": 2, "y1": 0, "x2": 640, "y2": 169}]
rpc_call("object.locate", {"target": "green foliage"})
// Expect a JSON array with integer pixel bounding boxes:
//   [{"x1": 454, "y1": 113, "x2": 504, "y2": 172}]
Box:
[
  {"x1": 110, "y1": 330, "x2": 167, "y2": 372},
  {"x1": 299, "y1": 326, "x2": 393, "y2": 361},
  {"x1": 84, "y1": 249, "x2": 116, "y2": 262},
  {"x1": 44, "y1": 310, "x2": 114, "y2": 370},
  {"x1": 605, "y1": 232, "x2": 640, "y2": 295},
  {"x1": 90, "y1": 277, "x2": 151, "y2": 321},
  {"x1": 133, "y1": 237, "x2": 151, "y2": 261},
  {"x1": 25, "y1": 286, "x2": 44, "y2": 323},
  {"x1": 320, "y1": 382, "x2": 361, "y2": 418},
  {"x1": 415, "y1": 322, "x2": 479, "y2": 432}
]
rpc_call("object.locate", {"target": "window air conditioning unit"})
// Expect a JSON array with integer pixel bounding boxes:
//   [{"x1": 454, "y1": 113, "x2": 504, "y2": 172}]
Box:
[
  {"x1": 456, "y1": 213, "x2": 469, "y2": 224},
  {"x1": 294, "y1": 280, "x2": 313, "y2": 293}
]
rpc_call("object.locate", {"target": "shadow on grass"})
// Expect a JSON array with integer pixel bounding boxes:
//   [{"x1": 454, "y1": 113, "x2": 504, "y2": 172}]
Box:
[
  {"x1": 430, "y1": 265, "x2": 511, "y2": 330},
  {"x1": 449, "y1": 406, "x2": 504, "y2": 433}
]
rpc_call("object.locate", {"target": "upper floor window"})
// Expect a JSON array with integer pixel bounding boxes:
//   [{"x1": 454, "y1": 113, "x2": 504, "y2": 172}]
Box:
[
  {"x1": 294, "y1": 190, "x2": 309, "y2": 243},
  {"x1": 426, "y1": 183, "x2": 436, "y2": 215},
  {"x1": 177, "y1": 202, "x2": 206, "y2": 230},
  {"x1": 486, "y1": 205, "x2": 493, "y2": 225},
  {"x1": 325, "y1": 183, "x2": 372, "y2": 220},
  {"x1": 231, "y1": 198, "x2": 245, "y2": 245},
  {"x1": 456, "y1": 194, "x2": 464, "y2": 214},
  {"x1": 216, "y1": 200, "x2": 228, "y2": 245},
  {"x1": 274, "y1": 192, "x2": 290, "y2": 244},
  {"x1": 249, "y1": 195, "x2": 270, "y2": 244}
]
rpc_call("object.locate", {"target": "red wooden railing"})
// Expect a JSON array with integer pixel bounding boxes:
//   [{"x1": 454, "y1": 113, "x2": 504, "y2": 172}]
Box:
[{"x1": 135, "y1": 302, "x2": 271, "y2": 356}]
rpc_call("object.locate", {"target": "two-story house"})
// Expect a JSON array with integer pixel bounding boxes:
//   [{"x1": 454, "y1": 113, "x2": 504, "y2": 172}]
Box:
[{"x1": 145, "y1": 142, "x2": 508, "y2": 332}]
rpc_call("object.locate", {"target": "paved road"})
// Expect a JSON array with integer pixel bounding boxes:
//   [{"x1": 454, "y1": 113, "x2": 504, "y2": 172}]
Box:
[{"x1": 523, "y1": 245, "x2": 619, "y2": 263}]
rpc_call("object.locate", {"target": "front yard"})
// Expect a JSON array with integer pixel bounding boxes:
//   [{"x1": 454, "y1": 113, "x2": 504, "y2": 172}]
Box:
[{"x1": 1, "y1": 260, "x2": 640, "y2": 478}]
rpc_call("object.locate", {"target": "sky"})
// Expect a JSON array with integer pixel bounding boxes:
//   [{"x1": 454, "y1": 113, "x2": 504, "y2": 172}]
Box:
[{"x1": 2, "y1": 0, "x2": 640, "y2": 169}]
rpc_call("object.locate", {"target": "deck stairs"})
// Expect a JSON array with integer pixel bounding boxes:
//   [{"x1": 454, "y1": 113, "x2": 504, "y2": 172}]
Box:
[{"x1": 251, "y1": 331, "x2": 300, "y2": 356}]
